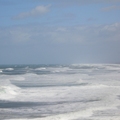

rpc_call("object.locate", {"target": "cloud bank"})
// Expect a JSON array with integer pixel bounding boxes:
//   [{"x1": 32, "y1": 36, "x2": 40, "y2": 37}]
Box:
[
  {"x1": 0, "y1": 22, "x2": 120, "y2": 44},
  {"x1": 13, "y1": 5, "x2": 50, "y2": 19},
  {"x1": 0, "y1": 22, "x2": 120, "y2": 64}
]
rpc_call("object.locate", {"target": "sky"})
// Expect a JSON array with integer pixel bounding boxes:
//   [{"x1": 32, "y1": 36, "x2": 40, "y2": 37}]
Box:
[{"x1": 0, "y1": 0, "x2": 120, "y2": 64}]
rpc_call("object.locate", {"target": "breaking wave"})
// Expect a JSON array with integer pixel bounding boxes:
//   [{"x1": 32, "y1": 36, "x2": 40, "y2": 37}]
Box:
[{"x1": 0, "y1": 64, "x2": 120, "y2": 120}]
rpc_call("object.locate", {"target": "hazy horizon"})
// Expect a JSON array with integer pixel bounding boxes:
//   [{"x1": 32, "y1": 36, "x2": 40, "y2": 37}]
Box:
[{"x1": 0, "y1": 0, "x2": 120, "y2": 64}]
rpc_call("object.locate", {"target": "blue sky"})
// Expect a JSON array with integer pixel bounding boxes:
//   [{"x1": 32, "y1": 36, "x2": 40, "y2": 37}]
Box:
[{"x1": 0, "y1": 0, "x2": 120, "y2": 64}]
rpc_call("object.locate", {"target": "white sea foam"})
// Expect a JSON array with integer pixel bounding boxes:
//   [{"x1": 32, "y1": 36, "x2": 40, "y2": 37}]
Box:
[
  {"x1": 5, "y1": 68, "x2": 14, "y2": 71},
  {"x1": 104, "y1": 64, "x2": 120, "y2": 71},
  {"x1": 51, "y1": 67, "x2": 70, "y2": 73},
  {"x1": 0, "y1": 76, "x2": 21, "y2": 100},
  {"x1": 1, "y1": 64, "x2": 120, "y2": 120},
  {"x1": 11, "y1": 76, "x2": 25, "y2": 81},
  {"x1": 0, "y1": 85, "x2": 20, "y2": 100},
  {"x1": 5, "y1": 106, "x2": 120, "y2": 120},
  {"x1": 35, "y1": 67, "x2": 46, "y2": 70}
]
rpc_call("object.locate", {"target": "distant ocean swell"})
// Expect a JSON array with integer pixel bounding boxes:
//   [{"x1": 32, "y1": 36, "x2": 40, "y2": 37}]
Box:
[{"x1": 0, "y1": 64, "x2": 120, "y2": 120}]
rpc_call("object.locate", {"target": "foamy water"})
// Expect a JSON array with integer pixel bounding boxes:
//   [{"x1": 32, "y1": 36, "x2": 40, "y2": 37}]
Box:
[{"x1": 0, "y1": 64, "x2": 120, "y2": 120}]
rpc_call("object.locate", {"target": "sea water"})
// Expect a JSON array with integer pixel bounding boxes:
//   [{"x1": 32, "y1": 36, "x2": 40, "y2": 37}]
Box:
[{"x1": 0, "y1": 64, "x2": 120, "y2": 120}]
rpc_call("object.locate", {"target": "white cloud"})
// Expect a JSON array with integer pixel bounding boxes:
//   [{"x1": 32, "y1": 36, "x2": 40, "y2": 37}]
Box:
[
  {"x1": 102, "y1": 5, "x2": 120, "y2": 12},
  {"x1": 13, "y1": 5, "x2": 50, "y2": 19},
  {"x1": 10, "y1": 29, "x2": 31, "y2": 42},
  {"x1": 0, "y1": 23, "x2": 120, "y2": 44},
  {"x1": 43, "y1": 23, "x2": 120, "y2": 43}
]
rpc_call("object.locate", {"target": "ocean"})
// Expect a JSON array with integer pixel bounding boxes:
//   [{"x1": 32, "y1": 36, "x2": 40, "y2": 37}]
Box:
[{"x1": 0, "y1": 64, "x2": 120, "y2": 120}]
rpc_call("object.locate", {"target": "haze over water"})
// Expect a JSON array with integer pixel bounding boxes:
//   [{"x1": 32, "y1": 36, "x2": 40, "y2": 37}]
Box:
[{"x1": 0, "y1": 0, "x2": 120, "y2": 64}]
